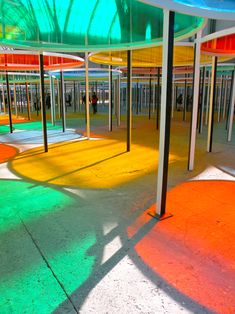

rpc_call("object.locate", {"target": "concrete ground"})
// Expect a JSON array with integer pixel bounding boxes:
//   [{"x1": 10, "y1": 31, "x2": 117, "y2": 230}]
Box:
[{"x1": 0, "y1": 109, "x2": 235, "y2": 314}]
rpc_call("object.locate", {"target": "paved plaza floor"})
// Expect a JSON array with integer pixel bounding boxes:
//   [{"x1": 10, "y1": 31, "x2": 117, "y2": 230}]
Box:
[{"x1": 0, "y1": 111, "x2": 234, "y2": 313}]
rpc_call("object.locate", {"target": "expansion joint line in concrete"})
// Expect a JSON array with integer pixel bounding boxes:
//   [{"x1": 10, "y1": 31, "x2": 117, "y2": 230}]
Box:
[{"x1": 19, "y1": 217, "x2": 79, "y2": 314}]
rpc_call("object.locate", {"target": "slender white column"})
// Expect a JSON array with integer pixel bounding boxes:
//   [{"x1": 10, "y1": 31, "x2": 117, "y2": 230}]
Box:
[
  {"x1": 61, "y1": 71, "x2": 66, "y2": 131},
  {"x1": 117, "y1": 75, "x2": 121, "y2": 126},
  {"x1": 57, "y1": 79, "x2": 60, "y2": 118},
  {"x1": 228, "y1": 72, "x2": 235, "y2": 142},
  {"x1": 108, "y1": 65, "x2": 112, "y2": 131},
  {"x1": 50, "y1": 75, "x2": 55, "y2": 125},
  {"x1": 188, "y1": 29, "x2": 202, "y2": 171},
  {"x1": 13, "y1": 83, "x2": 17, "y2": 117},
  {"x1": 223, "y1": 77, "x2": 228, "y2": 120},
  {"x1": 200, "y1": 68, "x2": 206, "y2": 131},
  {"x1": 2, "y1": 84, "x2": 5, "y2": 113},
  {"x1": 205, "y1": 71, "x2": 211, "y2": 125},
  {"x1": 218, "y1": 76, "x2": 223, "y2": 122},
  {"x1": 85, "y1": 52, "x2": 90, "y2": 139},
  {"x1": 207, "y1": 56, "x2": 217, "y2": 152}
]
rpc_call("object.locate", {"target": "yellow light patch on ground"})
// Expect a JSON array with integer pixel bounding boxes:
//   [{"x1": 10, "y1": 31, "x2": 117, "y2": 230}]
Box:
[{"x1": 11, "y1": 138, "x2": 181, "y2": 188}]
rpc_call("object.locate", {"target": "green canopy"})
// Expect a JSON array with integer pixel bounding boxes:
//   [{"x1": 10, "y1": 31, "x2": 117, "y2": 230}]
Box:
[{"x1": 0, "y1": 0, "x2": 204, "y2": 51}]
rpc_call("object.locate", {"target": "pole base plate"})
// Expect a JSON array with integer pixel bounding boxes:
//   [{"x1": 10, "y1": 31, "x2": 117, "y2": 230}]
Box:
[{"x1": 148, "y1": 212, "x2": 173, "y2": 221}]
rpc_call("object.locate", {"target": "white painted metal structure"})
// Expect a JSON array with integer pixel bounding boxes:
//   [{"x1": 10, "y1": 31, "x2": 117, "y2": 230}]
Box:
[{"x1": 188, "y1": 30, "x2": 202, "y2": 171}]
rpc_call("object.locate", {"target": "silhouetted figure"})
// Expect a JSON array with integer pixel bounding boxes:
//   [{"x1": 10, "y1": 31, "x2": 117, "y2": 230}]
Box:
[
  {"x1": 46, "y1": 94, "x2": 51, "y2": 109},
  {"x1": 176, "y1": 93, "x2": 183, "y2": 111},
  {"x1": 91, "y1": 92, "x2": 98, "y2": 114}
]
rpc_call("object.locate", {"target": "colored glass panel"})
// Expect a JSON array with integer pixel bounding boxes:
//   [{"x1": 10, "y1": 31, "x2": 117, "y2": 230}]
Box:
[
  {"x1": 50, "y1": 69, "x2": 121, "y2": 81},
  {"x1": 175, "y1": 0, "x2": 235, "y2": 13},
  {"x1": 201, "y1": 34, "x2": 235, "y2": 56},
  {"x1": 138, "y1": 0, "x2": 235, "y2": 20},
  {"x1": 89, "y1": 46, "x2": 230, "y2": 67},
  {"x1": 0, "y1": 53, "x2": 83, "y2": 70},
  {"x1": 0, "y1": 0, "x2": 204, "y2": 51}
]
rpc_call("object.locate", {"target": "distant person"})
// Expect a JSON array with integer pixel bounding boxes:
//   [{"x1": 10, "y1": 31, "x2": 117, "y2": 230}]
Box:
[
  {"x1": 66, "y1": 93, "x2": 72, "y2": 106},
  {"x1": 46, "y1": 94, "x2": 51, "y2": 109},
  {"x1": 91, "y1": 92, "x2": 98, "y2": 114},
  {"x1": 34, "y1": 95, "x2": 40, "y2": 111},
  {"x1": 176, "y1": 93, "x2": 183, "y2": 111}
]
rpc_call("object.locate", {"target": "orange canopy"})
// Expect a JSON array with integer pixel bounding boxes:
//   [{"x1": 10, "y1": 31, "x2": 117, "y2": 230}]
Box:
[
  {"x1": 0, "y1": 52, "x2": 84, "y2": 70},
  {"x1": 201, "y1": 34, "x2": 235, "y2": 56}
]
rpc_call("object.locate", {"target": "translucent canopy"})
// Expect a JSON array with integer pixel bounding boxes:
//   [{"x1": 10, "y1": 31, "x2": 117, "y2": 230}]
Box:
[
  {"x1": 121, "y1": 64, "x2": 235, "y2": 75},
  {"x1": 139, "y1": 0, "x2": 235, "y2": 20},
  {"x1": 0, "y1": 72, "x2": 48, "y2": 83},
  {"x1": 0, "y1": 0, "x2": 204, "y2": 51},
  {"x1": 89, "y1": 44, "x2": 230, "y2": 67},
  {"x1": 201, "y1": 34, "x2": 235, "y2": 56},
  {"x1": 50, "y1": 68, "x2": 121, "y2": 81},
  {"x1": 0, "y1": 51, "x2": 84, "y2": 70}
]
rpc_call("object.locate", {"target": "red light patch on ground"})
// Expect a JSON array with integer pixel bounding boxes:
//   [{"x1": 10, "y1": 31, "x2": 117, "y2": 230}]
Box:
[
  {"x1": 129, "y1": 181, "x2": 235, "y2": 314},
  {"x1": 0, "y1": 143, "x2": 18, "y2": 163}
]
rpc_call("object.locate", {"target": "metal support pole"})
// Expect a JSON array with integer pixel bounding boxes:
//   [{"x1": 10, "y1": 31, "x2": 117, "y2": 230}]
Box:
[
  {"x1": 156, "y1": 67, "x2": 160, "y2": 129},
  {"x1": 73, "y1": 81, "x2": 76, "y2": 112},
  {"x1": 152, "y1": 80, "x2": 155, "y2": 113},
  {"x1": 227, "y1": 70, "x2": 235, "y2": 142},
  {"x1": 50, "y1": 76, "x2": 55, "y2": 125},
  {"x1": 19, "y1": 85, "x2": 23, "y2": 113},
  {"x1": 188, "y1": 30, "x2": 202, "y2": 170},
  {"x1": 207, "y1": 56, "x2": 217, "y2": 152},
  {"x1": 226, "y1": 75, "x2": 233, "y2": 130},
  {"x1": 223, "y1": 77, "x2": 228, "y2": 120},
  {"x1": 35, "y1": 83, "x2": 39, "y2": 116},
  {"x1": 5, "y1": 71, "x2": 13, "y2": 133},
  {"x1": 205, "y1": 71, "x2": 211, "y2": 125},
  {"x1": 85, "y1": 52, "x2": 90, "y2": 138},
  {"x1": 171, "y1": 81, "x2": 175, "y2": 118},
  {"x1": 199, "y1": 66, "x2": 205, "y2": 133},
  {"x1": 108, "y1": 65, "x2": 113, "y2": 131},
  {"x1": 117, "y1": 75, "x2": 121, "y2": 126},
  {"x1": 127, "y1": 50, "x2": 132, "y2": 152},
  {"x1": 25, "y1": 82, "x2": 31, "y2": 120},
  {"x1": 155, "y1": 10, "x2": 175, "y2": 218},
  {"x1": 136, "y1": 82, "x2": 139, "y2": 115},
  {"x1": 39, "y1": 53, "x2": 48, "y2": 152},
  {"x1": 13, "y1": 83, "x2": 17, "y2": 117},
  {"x1": 218, "y1": 75, "x2": 223, "y2": 122},
  {"x1": 183, "y1": 74, "x2": 187, "y2": 121},
  {"x1": 60, "y1": 70, "x2": 66, "y2": 132},
  {"x1": 57, "y1": 79, "x2": 61, "y2": 119},
  {"x1": 148, "y1": 75, "x2": 152, "y2": 119},
  {"x1": 1, "y1": 84, "x2": 6, "y2": 113},
  {"x1": 78, "y1": 82, "x2": 80, "y2": 112}
]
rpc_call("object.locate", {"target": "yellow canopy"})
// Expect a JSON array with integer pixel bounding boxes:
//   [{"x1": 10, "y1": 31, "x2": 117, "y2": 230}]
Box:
[{"x1": 89, "y1": 45, "x2": 229, "y2": 67}]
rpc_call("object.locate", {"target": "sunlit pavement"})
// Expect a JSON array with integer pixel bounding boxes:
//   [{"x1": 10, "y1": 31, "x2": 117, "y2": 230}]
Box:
[{"x1": 0, "y1": 112, "x2": 234, "y2": 313}]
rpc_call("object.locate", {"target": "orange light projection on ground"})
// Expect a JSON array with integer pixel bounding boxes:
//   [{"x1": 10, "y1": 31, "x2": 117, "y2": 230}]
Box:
[
  {"x1": 0, "y1": 143, "x2": 18, "y2": 163},
  {"x1": 0, "y1": 53, "x2": 83, "y2": 71},
  {"x1": 128, "y1": 180, "x2": 235, "y2": 314},
  {"x1": 202, "y1": 34, "x2": 235, "y2": 56},
  {"x1": 0, "y1": 114, "x2": 28, "y2": 125}
]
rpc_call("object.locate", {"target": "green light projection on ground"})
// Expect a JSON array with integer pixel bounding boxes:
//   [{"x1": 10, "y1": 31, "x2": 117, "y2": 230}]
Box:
[
  {"x1": 0, "y1": 0, "x2": 204, "y2": 51},
  {"x1": 0, "y1": 180, "x2": 96, "y2": 313},
  {"x1": 0, "y1": 179, "x2": 71, "y2": 233},
  {"x1": 12, "y1": 121, "x2": 61, "y2": 131},
  {"x1": 0, "y1": 125, "x2": 9, "y2": 134}
]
